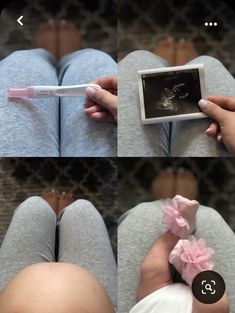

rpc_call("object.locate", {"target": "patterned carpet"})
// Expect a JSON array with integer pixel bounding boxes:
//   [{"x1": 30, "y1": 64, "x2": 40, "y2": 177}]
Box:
[
  {"x1": 118, "y1": 0, "x2": 235, "y2": 76},
  {"x1": 0, "y1": 158, "x2": 117, "y2": 251},
  {"x1": 118, "y1": 158, "x2": 235, "y2": 233},
  {"x1": 0, "y1": 0, "x2": 117, "y2": 60}
]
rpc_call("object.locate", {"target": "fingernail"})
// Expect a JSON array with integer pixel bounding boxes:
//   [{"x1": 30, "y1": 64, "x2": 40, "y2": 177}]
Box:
[
  {"x1": 206, "y1": 127, "x2": 211, "y2": 133},
  {"x1": 86, "y1": 87, "x2": 97, "y2": 98},
  {"x1": 217, "y1": 134, "x2": 222, "y2": 143},
  {"x1": 198, "y1": 99, "x2": 207, "y2": 109}
]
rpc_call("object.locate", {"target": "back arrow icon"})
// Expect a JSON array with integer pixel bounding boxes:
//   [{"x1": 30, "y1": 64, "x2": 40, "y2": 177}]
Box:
[{"x1": 17, "y1": 16, "x2": 24, "y2": 26}]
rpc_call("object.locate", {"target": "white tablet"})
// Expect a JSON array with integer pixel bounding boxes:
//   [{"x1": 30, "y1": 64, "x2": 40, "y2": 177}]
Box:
[{"x1": 138, "y1": 64, "x2": 207, "y2": 124}]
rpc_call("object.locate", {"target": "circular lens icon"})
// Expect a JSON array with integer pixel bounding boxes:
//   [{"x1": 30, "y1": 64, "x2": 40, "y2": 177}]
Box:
[{"x1": 192, "y1": 270, "x2": 225, "y2": 304}]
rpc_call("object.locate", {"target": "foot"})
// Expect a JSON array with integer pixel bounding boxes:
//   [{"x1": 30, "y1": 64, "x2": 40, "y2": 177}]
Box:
[
  {"x1": 169, "y1": 235, "x2": 215, "y2": 285},
  {"x1": 175, "y1": 168, "x2": 198, "y2": 200},
  {"x1": 151, "y1": 168, "x2": 175, "y2": 200},
  {"x1": 57, "y1": 192, "x2": 74, "y2": 215},
  {"x1": 58, "y1": 20, "x2": 81, "y2": 59},
  {"x1": 175, "y1": 39, "x2": 198, "y2": 66},
  {"x1": 42, "y1": 189, "x2": 58, "y2": 213},
  {"x1": 35, "y1": 20, "x2": 58, "y2": 59},
  {"x1": 153, "y1": 37, "x2": 176, "y2": 66}
]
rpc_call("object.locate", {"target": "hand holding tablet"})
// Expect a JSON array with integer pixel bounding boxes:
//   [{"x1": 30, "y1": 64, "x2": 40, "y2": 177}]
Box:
[{"x1": 138, "y1": 64, "x2": 207, "y2": 124}]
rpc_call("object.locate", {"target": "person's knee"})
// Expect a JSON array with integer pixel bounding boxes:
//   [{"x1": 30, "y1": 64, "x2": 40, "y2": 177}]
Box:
[
  {"x1": 73, "y1": 48, "x2": 115, "y2": 68},
  {"x1": 15, "y1": 196, "x2": 55, "y2": 218},
  {"x1": 121, "y1": 50, "x2": 154, "y2": 63},
  {"x1": 7, "y1": 50, "x2": 39, "y2": 64},
  {"x1": 62, "y1": 199, "x2": 100, "y2": 220},
  {"x1": 198, "y1": 206, "x2": 224, "y2": 224},
  {"x1": 192, "y1": 55, "x2": 224, "y2": 68}
]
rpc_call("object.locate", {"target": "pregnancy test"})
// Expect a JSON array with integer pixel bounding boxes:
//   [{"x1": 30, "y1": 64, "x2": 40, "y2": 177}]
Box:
[{"x1": 8, "y1": 84, "x2": 101, "y2": 99}]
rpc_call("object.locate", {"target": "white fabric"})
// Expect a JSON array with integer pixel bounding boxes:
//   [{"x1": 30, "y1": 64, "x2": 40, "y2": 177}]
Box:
[{"x1": 129, "y1": 283, "x2": 193, "y2": 313}]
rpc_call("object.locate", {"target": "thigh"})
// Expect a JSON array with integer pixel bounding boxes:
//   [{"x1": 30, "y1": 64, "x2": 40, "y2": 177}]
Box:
[
  {"x1": 195, "y1": 206, "x2": 235, "y2": 312},
  {"x1": 58, "y1": 200, "x2": 117, "y2": 308},
  {"x1": 0, "y1": 196, "x2": 57, "y2": 290},
  {"x1": 0, "y1": 49, "x2": 59, "y2": 156},
  {"x1": 118, "y1": 50, "x2": 170, "y2": 157},
  {"x1": 171, "y1": 56, "x2": 235, "y2": 157},
  {"x1": 59, "y1": 49, "x2": 117, "y2": 157},
  {"x1": 118, "y1": 200, "x2": 165, "y2": 313}
]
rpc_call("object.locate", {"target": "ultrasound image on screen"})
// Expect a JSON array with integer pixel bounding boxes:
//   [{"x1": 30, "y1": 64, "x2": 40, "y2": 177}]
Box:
[{"x1": 142, "y1": 68, "x2": 202, "y2": 119}]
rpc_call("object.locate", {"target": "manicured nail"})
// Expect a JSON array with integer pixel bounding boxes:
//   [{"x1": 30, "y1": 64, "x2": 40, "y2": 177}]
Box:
[
  {"x1": 198, "y1": 99, "x2": 207, "y2": 109},
  {"x1": 86, "y1": 87, "x2": 96, "y2": 97},
  {"x1": 217, "y1": 134, "x2": 222, "y2": 143},
  {"x1": 205, "y1": 127, "x2": 211, "y2": 134}
]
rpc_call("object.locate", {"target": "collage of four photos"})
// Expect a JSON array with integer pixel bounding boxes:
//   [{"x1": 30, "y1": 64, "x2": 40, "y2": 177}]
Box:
[{"x1": 0, "y1": 0, "x2": 235, "y2": 313}]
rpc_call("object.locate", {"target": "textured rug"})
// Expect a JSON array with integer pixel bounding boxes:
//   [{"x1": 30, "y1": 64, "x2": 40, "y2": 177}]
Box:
[
  {"x1": 0, "y1": 158, "x2": 117, "y2": 251},
  {"x1": 118, "y1": 158, "x2": 235, "y2": 233},
  {"x1": 118, "y1": 0, "x2": 235, "y2": 76},
  {"x1": 0, "y1": 0, "x2": 117, "y2": 60}
]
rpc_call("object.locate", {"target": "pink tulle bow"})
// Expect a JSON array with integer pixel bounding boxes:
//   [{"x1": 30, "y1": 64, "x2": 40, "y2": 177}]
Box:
[
  {"x1": 169, "y1": 235, "x2": 215, "y2": 285},
  {"x1": 162, "y1": 195, "x2": 199, "y2": 238}
]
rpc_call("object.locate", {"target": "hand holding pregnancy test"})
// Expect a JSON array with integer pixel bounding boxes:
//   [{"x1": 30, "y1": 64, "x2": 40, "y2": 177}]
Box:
[
  {"x1": 85, "y1": 75, "x2": 118, "y2": 122},
  {"x1": 8, "y1": 84, "x2": 101, "y2": 99}
]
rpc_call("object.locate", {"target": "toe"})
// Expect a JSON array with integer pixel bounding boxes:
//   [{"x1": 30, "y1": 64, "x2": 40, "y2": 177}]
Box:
[
  {"x1": 60, "y1": 19, "x2": 68, "y2": 30},
  {"x1": 61, "y1": 191, "x2": 66, "y2": 199}
]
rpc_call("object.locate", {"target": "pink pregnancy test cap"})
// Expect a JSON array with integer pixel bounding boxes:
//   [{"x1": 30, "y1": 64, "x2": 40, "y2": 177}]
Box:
[{"x1": 8, "y1": 87, "x2": 35, "y2": 99}]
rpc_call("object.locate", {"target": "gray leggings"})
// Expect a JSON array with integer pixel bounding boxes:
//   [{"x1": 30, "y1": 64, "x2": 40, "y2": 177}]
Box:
[
  {"x1": 0, "y1": 48, "x2": 117, "y2": 157},
  {"x1": 118, "y1": 200, "x2": 235, "y2": 313},
  {"x1": 118, "y1": 51, "x2": 235, "y2": 157},
  {"x1": 0, "y1": 196, "x2": 117, "y2": 307}
]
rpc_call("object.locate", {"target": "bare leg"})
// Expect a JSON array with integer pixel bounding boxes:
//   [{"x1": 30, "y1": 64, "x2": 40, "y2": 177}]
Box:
[{"x1": 137, "y1": 231, "x2": 178, "y2": 301}]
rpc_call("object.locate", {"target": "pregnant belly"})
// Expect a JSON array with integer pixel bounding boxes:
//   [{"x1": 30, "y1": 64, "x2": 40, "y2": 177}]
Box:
[{"x1": 0, "y1": 263, "x2": 114, "y2": 313}]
